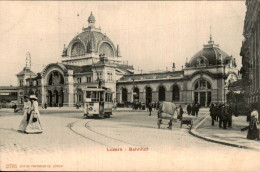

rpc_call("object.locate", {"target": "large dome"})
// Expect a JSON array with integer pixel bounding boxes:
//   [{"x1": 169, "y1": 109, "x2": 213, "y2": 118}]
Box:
[
  {"x1": 188, "y1": 37, "x2": 231, "y2": 67},
  {"x1": 64, "y1": 12, "x2": 120, "y2": 58}
]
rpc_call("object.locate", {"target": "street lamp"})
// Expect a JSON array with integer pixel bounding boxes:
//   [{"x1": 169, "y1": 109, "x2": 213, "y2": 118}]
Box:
[{"x1": 223, "y1": 59, "x2": 229, "y2": 106}]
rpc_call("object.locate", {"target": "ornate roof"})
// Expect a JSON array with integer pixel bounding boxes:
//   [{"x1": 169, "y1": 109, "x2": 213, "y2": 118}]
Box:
[
  {"x1": 188, "y1": 37, "x2": 231, "y2": 67},
  {"x1": 64, "y1": 12, "x2": 119, "y2": 58},
  {"x1": 16, "y1": 67, "x2": 36, "y2": 76}
]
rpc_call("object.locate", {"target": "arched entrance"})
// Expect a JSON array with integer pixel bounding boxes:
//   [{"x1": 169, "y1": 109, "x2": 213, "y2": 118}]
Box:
[
  {"x1": 172, "y1": 85, "x2": 180, "y2": 101},
  {"x1": 47, "y1": 90, "x2": 52, "y2": 107},
  {"x1": 146, "y1": 87, "x2": 152, "y2": 105},
  {"x1": 122, "y1": 88, "x2": 128, "y2": 102},
  {"x1": 194, "y1": 79, "x2": 211, "y2": 107},
  {"x1": 133, "y1": 87, "x2": 139, "y2": 102},
  {"x1": 158, "y1": 86, "x2": 165, "y2": 101}
]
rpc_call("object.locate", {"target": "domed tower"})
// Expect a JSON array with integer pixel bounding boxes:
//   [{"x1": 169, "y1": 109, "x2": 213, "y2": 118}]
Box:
[
  {"x1": 187, "y1": 35, "x2": 237, "y2": 68},
  {"x1": 61, "y1": 12, "x2": 122, "y2": 66}
]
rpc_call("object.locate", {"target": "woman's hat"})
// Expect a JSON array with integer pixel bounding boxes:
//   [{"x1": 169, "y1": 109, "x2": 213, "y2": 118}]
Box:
[{"x1": 30, "y1": 95, "x2": 38, "y2": 100}]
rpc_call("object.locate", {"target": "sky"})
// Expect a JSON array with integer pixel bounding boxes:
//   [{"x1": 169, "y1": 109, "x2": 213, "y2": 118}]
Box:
[{"x1": 0, "y1": 1, "x2": 246, "y2": 86}]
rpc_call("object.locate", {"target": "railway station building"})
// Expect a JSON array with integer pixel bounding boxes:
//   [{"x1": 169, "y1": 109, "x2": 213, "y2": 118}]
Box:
[{"x1": 15, "y1": 12, "x2": 239, "y2": 107}]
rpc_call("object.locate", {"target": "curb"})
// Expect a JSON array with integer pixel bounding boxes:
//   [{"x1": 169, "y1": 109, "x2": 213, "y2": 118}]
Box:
[{"x1": 189, "y1": 115, "x2": 257, "y2": 151}]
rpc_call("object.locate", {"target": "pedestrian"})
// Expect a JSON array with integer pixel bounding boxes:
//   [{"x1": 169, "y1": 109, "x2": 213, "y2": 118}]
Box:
[
  {"x1": 13, "y1": 103, "x2": 17, "y2": 113},
  {"x1": 179, "y1": 105, "x2": 184, "y2": 121},
  {"x1": 210, "y1": 103, "x2": 216, "y2": 126},
  {"x1": 220, "y1": 104, "x2": 228, "y2": 129},
  {"x1": 148, "y1": 103, "x2": 152, "y2": 116},
  {"x1": 187, "y1": 104, "x2": 191, "y2": 115},
  {"x1": 18, "y1": 96, "x2": 31, "y2": 132},
  {"x1": 25, "y1": 95, "x2": 43, "y2": 134},
  {"x1": 247, "y1": 105, "x2": 259, "y2": 140},
  {"x1": 195, "y1": 103, "x2": 200, "y2": 117},
  {"x1": 191, "y1": 103, "x2": 196, "y2": 116},
  {"x1": 44, "y1": 102, "x2": 47, "y2": 109},
  {"x1": 218, "y1": 104, "x2": 223, "y2": 128}
]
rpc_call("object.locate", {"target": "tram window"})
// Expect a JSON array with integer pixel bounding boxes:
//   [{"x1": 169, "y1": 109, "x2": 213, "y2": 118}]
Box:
[
  {"x1": 92, "y1": 91, "x2": 97, "y2": 102},
  {"x1": 100, "y1": 92, "x2": 104, "y2": 102}
]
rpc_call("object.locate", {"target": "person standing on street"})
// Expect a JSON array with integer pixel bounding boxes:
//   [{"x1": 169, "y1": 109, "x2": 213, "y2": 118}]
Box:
[
  {"x1": 191, "y1": 103, "x2": 196, "y2": 116},
  {"x1": 210, "y1": 103, "x2": 216, "y2": 126},
  {"x1": 179, "y1": 105, "x2": 184, "y2": 121},
  {"x1": 195, "y1": 103, "x2": 200, "y2": 117},
  {"x1": 187, "y1": 104, "x2": 191, "y2": 115},
  {"x1": 25, "y1": 95, "x2": 43, "y2": 134},
  {"x1": 148, "y1": 103, "x2": 152, "y2": 116},
  {"x1": 18, "y1": 96, "x2": 31, "y2": 132}
]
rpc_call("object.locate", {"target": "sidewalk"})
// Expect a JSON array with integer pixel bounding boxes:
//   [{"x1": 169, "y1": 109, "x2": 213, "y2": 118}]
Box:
[{"x1": 191, "y1": 114, "x2": 260, "y2": 151}]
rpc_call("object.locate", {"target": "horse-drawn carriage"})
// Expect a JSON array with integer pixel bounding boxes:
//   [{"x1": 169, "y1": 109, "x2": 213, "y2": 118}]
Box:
[{"x1": 157, "y1": 102, "x2": 193, "y2": 130}]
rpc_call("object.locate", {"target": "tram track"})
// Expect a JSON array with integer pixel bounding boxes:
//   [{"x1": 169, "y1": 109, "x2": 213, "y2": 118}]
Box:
[
  {"x1": 68, "y1": 119, "x2": 145, "y2": 149},
  {"x1": 67, "y1": 120, "x2": 110, "y2": 148},
  {"x1": 84, "y1": 120, "x2": 145, "y2": 147}
]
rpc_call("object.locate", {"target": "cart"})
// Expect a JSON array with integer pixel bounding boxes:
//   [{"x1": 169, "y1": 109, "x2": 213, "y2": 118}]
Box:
[{"x1": 157, "y1": 102, "x2": 177, "y2": 129}]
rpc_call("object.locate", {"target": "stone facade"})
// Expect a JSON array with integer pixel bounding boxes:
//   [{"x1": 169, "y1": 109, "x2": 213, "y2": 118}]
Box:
[
  {"x1": 117, "y1": 37, "x2": 239, "y2": 107},
  {"x1": 16, "y1": 13, "x2": 133, "y2": 107},
  {"x1": 240, "y1": 0, "x2": 260, "y2": 104}
]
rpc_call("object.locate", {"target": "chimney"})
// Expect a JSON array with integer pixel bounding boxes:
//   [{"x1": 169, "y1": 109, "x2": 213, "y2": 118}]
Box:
[{"x1": 172, "y1": 63, "x2": 176, "y2": 72}]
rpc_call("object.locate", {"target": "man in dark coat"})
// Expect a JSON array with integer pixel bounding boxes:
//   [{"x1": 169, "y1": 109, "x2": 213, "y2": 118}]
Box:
[
  {"x1": 195, "y1": 103, "x2": 200, "y2": 117},
  {"x1": 210, "y1": 103, "x2": 216, "y2": 126},
  {"x1": 191, "y1": 103, "x2": 196, "y2": 116},
  {"x1": 179, "y1": 105, "x2": 184, "y2": 121},
  {"x1": 187, "y1": 104, "x2": 192, "y2": 115},
  {"x1": 148, "y1": 103, "x2": 152, "y2": 116}
]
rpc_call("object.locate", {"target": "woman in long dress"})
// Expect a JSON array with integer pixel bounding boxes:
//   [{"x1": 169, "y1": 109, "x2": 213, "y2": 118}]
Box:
[
  {"x1": 18, "y1": 96, "x2": 31, "y2": 132},
  {"x1": 25, "y1": 95, "x2": 43, "y2": 134},
  {"x1": 247, "y1": 106, "x2": 259, "y2": 140}
]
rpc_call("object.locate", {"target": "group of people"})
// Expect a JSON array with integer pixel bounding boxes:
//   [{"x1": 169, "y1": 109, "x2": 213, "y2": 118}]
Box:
[
  {"x1": 209, "y1": 103, "x2": 236, "y2": 129},
  {"x1": 186, "y1": 103, "x2": 200, "y2": 117},
  {"x1": 18, "y1": 95, "x2": 43, "y2": 134}
]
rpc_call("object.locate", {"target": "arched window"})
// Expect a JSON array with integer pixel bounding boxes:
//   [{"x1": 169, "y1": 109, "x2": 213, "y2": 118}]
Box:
[
  {"x1": 158, "y1": 86, "x2": 165, "y2": 101},
  {"x1": 133, "y1": 87, "x2": 139, "y2": 102},
  {"x1": 48, "y1": 71, "x2": 65, "y2": 86},
  {"x1": 122, "y1": 88, "x2": 128, "y2": 102},
  {"x1": 146, "y1": 87, "x2": 152, "y2": 105},
  {"x1": 71, "y1": 42, "x2": 85, "y2": 56},
  {"x1": 172, "y1": 85, "x2": 180, "y2": 101},
  {"x1": 99, "y1": 42, "x2": 114, "y2": 57}
]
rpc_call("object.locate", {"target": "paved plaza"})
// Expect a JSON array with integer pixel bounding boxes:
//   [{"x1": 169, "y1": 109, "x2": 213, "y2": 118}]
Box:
[{"x1": 0, "y1": 108, "x2": 260, "y2": 171}]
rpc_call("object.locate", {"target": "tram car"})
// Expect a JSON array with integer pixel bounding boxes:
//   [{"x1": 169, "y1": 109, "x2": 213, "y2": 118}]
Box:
[{"x1": 83, "y1": 87, "x2": 113, "y2": 118}]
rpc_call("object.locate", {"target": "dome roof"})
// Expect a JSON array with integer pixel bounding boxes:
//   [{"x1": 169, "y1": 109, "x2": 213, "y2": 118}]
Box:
[
  {"x1": 65, "y1": 12, "x2": 119, "y2": 58},
  {"x1": 188, "y1": 38, "x2": 231, "y2": 67}
]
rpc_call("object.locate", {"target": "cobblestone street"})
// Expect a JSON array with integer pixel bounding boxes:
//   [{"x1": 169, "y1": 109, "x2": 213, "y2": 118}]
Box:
[{"x1": 1, "y1": 109, "x2": 260, "y2": 171}]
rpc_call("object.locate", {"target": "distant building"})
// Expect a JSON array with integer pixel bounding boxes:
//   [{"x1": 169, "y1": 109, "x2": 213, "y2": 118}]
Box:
[
  {"x1": 0, "y1": 86, "x2": 18, "y2": 107},
  {"x1": 240, "y1": 0, "x2": 260, "y2": 104},
  {"x1": 117, "y1": 35, "x2": 239, "y2": 107}
]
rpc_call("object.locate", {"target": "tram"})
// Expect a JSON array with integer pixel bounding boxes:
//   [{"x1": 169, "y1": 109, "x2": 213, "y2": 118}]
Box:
[{"x1": 83, "y1": 87, "x2": 113, "y2": 118}]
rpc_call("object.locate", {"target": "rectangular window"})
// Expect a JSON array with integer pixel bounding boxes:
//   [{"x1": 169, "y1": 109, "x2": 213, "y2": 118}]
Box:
[
  {"x1": 107, "y1": 72, "x2": 113, "y2": 81},
  {"x1": 87, "y1": 77, "x2": 92, "y2": 83},
  {"x1": 97, "y1": 72, "x2": 103, "y2": 80},
  {"x1": 19, "y1": 80, "x2": 23, "y2": 86},
  {"x1": 77, "y1": 77, "x2": 82, "y2": 83}
]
